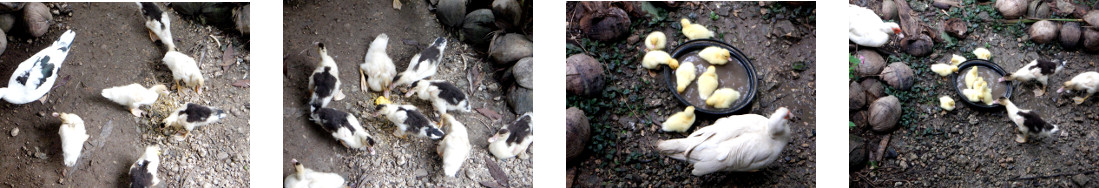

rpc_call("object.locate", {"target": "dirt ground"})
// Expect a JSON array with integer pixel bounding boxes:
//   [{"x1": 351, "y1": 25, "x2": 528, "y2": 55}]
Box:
[
  {"x1": 850, "y1": 0, "x2": 1099, "y2": 187},
  {"x1": 566, "y1": 2, "x2": 816, "y2": 187},
  {"x1": 282, "y1": 1, "x2": 532, "y2": 187},
  {"x1": 0, "y1": 2, "x2": 250, "y2": 187}
]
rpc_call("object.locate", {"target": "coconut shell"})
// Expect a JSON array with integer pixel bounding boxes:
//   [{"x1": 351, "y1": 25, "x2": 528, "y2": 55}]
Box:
[
  {"x1": 881, "y1": 62, "x2": 914, "y2": 90},
  {"x1": 850, "y1": 81, "x2": 867, "y2": 110},
  {"x1": 1061, "y1": 22, "x2": 1082, "y2": 49},
  {"x1": 856, "y1": 50, "x2": 886, "y2": 76},
  {"x1": 861, "y1": 78, "x2": 886, "y2": 100},
  {"x1": 22, "y1": 2, "x2": 50, "y2": 37},
  {"x1": 945, "y1": 18, "x2": 967, "y2": 38},
  {"x1": 881, "y1": 0, "x2": 897, "y2": 20},
  {"x1": 1029, "y1": 20, "x2": 1059, "y2": 44},
  {"x1": 566, "y1": 54, "x2": 605, "y2": 96},
  {"x1": 1052, "y1": 0, "x2": 1076, "y2": 16},
  {"x1": 566, "y1": 107, "x2": 590, "y2": 160},
  {"x1": 852, "y1": 110, "x2": 870, "y2": 130},
  {"x1": 1086, "y1": 10, "x2": 1099, "y2": 27},
  {"x1": 1086, "y1": 28, "x2": 1099, "y2": 52},
  {"x1": 869, "y1": 96, "x2": 902, "y2": 133},
  {"x1": 1074, "y1": 5, "x2": 1089, "y2": 19},
  {"x1": 901, "y1": 34, "x2": 933, "y2": 57},
  {"x1": 850, "y1": 134, "x2": 868, "y2": 171},
  {"x1": 1028, "y1": 0, "x2": 1051, "y2": 18},
  {"x1": 488, "y1": 33, "x2": 533, "y2": 66},
  {"x1": 996, "y1": 0, "x2": 1027, "y2": 19},
  {"x1": 579, "y1": 5, "x2": 630, "y2": 41}
]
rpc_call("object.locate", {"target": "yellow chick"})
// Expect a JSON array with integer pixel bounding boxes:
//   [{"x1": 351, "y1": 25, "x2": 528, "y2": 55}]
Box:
[
  {"x1": 697, "y1": 66, "x2": 719, "y2": 99},
  {"x1": 676, "y1": 61, "x2": 697, "y2": 93},
  {"x1": 930, "y1": 63, "x2": 958, "y2": 77},
  {"x1": 680, "y1": 18, "x2": 714, "y2": 40},
  {"x1": 661, "y1": 106, "x2": 696, "y2": 132},
  {"x1": 963, "y1": 88, "x2": 981, "y2": 102},
  {"x1": 964, "y1": 67, "x2": 980, "y2": 89},
  {"x1": 706, "y1": 88, "x2": 741, "y2": 109},
  {"x1": 698, "y1": 46, "x2": 732, "y2": 65},
  {"x1": 939, "y1": 96, "x2": 955, "y2": 111},
  {"x1": 950, "y1": 54, "x2": 966, "y2": 66},
  {"x1": 980, "y1": 82, "x2": 994, "y2": 105},
  {"x1": 973, "y1": 47, "x2": 991, "y2": 60},
  {"x1": 645, "y1": 31, "x2": 666, "y2": 51},
  {"x1": 642, "y1": 50, "x2": 680, "y2": 69},
  {"x1": 374, "y1": 96, "x2": 392, "y2": 105}
]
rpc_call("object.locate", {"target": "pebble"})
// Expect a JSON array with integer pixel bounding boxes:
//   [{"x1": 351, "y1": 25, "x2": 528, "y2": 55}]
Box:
[
  {"x1": 10, "y1": 128, "x2": 17, "y2": 137},
  {"x1": 217, "y1": 152, "x2": 229, "y2": 160},
  {"x1": 1073, "y1": 174, "x2": 1090, "y2": 186},
  {"x1": 413, "y1": 169, "x2": 428, "y2": 177}
]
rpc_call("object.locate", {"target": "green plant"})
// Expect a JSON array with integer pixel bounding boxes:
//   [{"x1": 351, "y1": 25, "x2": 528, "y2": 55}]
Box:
[{"x1": 850, "y1": 54, "x2": 860, "y2": 79}]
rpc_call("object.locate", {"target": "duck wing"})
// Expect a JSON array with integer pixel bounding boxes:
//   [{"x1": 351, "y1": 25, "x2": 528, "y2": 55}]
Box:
[{"x1": 5, "y1": 30, "x2": 75, "y2": 104}]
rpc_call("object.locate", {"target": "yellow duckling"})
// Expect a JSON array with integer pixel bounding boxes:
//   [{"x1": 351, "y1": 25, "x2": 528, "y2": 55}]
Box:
[
  {"x1": 697, "y1": 66, "x2": 719, "y2": 99},
  {"x1": 963, "y1": 88, "x2": 981, "y2": 102},
  {"x1": 950, "y1": 54, "x2": 966, "y2": 66},
  {"x1": 680, "y1": 18, "x2": 714, "y2": 40},
  {"x1": 980, "y1": 81, "x2": 994, "y2": 105},
  {"x1": 642, "y1": 50, "x2": 680, "y2": 69},
  {"x1": 964, "y1": 67, "x2": 980, "y2": 89},
  {"x1": 706, "y1": 88, "x2": 742, "y2": 109},
  {"x1": 973, "y1": 47, "x2": 991, "y2": 60},
  {"x1": 931, "y1": 63, "x2": 958, "y2": 76},
  {"x1": 645, "y1": 31, "x2": 666, "y2": 51},
  {"x1": 698, "y1": 46, "x2": 732, "y2": 65},
  {"x1": 676, "y1": 61, "x2": 697, "y2": 93},
  {"x1": 661, "y1": 106, "x2": 696, "y2": 132},
  {"x1": 939, "y1": 96, "x2": 955, "y2": 111}
]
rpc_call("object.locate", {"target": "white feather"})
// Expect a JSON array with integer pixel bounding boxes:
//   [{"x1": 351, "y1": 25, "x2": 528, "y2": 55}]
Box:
[
  {"x1": 361, "y1": 34, "x2": 396, "y2": 92},
  {"x1": 438, "y1": 114, "x2": 470, "y2": 177},
  {"x1": 0, "y1": 30, "x2": 75, "y2": 104},
  {"x1": 58, "y1": 113, "x2": 88, "y2": 167}
]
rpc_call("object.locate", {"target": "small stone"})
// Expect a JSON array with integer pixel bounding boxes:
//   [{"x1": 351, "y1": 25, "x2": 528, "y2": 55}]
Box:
[
  {"x1": 217, "y1": 152, "x2": 229, "y2": 160},
  {"x1": 10, "y1": 128, "x2": 17, "y2": 137},
  {"x1": 1074, "y1": 174, "x2": 1090, "y2": 186},
  {"x1": 413, "y1": 169, "x2": 428, "y2": 177}
]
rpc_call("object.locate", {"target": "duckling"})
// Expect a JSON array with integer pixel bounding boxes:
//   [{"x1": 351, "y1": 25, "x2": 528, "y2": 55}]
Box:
[
  {"x1": 641, "y1": 50, "x2": 680, "y2": 70},
  {"x1": 162, "y1": 103, "x2": 228, "y2": 137},
  {"x1": 56, "y1": 112, "x2": 88, "y2": 167},
  {"x1": 930, "y1": 63, "x2": 958, "y2": 77},
  {"x1": 939, "y1": 96, "x2": 955, "y2": 111},
  {"x1": 973, "y1": 47, "x2": 991, "y2": 60},
  {"x1": 698, "y1": 46, "x2": 732, "y2": 65},
  {"x1": 980, "y1": 81, "x2": 994, "y2": 105},
  {"x1": 680, "y1": 18, "x2": 714, "y2": 40},
  {"x1": 950, "y1": 54, "x2": 967, "y2": 66},
  {"x1": 963, "y1": 88, "x2": 982, "y2": 102},
  {"x1": 1057, "y1": 71, "x2": 1099, "y2": 104},
  {"x1": 964, "y1": 67, "x2": 980, "y2": 89},
  {"x1": 675, "y1": 61, "x2": 696, "y2": 93},
  {"x1": 645, "y1": 31, "x2": 666, "y2": 51},
  {"x1": 360, "y1": 34, "x2": 397, "y2": 96},
  {"x1": 1000, "y1": 59, "x2": 1065, "y2": 96},
  {"x1": 309, "y1": 43, "x2": 343, "y2": 112},
  {"x1": 129, "y1": 146, "x2": 161, "y2": 188},
  {"x1": 284, "y1": 159, "x2": 348, "y2": 188},
  {"x1": 661, "y1": 106, "x2": 696, "y2": 133},
  {"x1": 163, "y1": 50, "x2": 204, "y2": 94},
  {"x1": 0, "y1": 30, "x2": 75, "y2": 104},
  {"x1": 136, "y1": 2, "x2": 175, "y2": 51},
  {"x1": 101, "y1": 83, "x2": 169, "y2": 116},
  {"x1": 391, "y1": 37, "x2": 448, "y2": 90},
  {"x1": 406, "y1": 80, "x2": 471, "y2": 115},
  {"x1": 437, "y1": 114, "x2": 470, "y2": 177},
  {"x1": 488, "y1": 112, "x2": 533, "y2": 160},
  {"x1": 993, "y1": 97, "x2": 1060, "y2": 143},
  {"x1": 375, "y1": 104, "x2": 445, "y2": 139},
  {"x1": 706, "y1": 88, "x2": 741, "y2": 109},
  {"x1": 849, "y1": 4, "x2": 901, "y2": 47},
  {"x1": 310, "y1": 107, "x2": 377, "y2": 155},
  {"x1": 697, "y1": 66, "x2": 718, "y2": 99}
]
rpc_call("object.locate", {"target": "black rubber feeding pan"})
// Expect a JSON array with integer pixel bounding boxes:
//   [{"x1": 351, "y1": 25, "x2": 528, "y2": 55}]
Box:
[
  {"x1": 661, "y1": 39, "x2": 757, "y2": 116},
  {"x1": 951, "y1": 59, "x2": 1014, "y2": 110}
]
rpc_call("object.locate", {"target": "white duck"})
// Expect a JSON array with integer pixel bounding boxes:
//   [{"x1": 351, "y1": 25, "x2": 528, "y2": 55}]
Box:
[
  {"x1": 993, "y1": 97, "x2": 1060, "y2": 143},
  {"x1": 1000, "y1": 59, "x2": 1065, "y2": 96},
  {"x1": 162, "y1": 103, "x2": 228, "y2": 137},
  {"x1": 136, "y1": 2, "x2": 175, "y2": 51},
  {"x1": 284, "y1": 159, "x2": 348, "y2": 188},
  {"x1": 310, "y1": 107, "x2": 377, "y2": 155},
  {"x1": 406, "y1": 79, "x2": 471, "y2": 115},
  {"x1": 1058, "y1": 71, "x2": 1099, "y2": 104},
  {"x1": 391, "y1": 37, "x2": 447, "y2": 90},
  {"x1": 56, "y1": 112, "x2": 89, "y2": 167},
  {"x1": 309, "y1": 43, "x2": 343, "y2": 112},
  {"x1": 0, "y1": 30, "x2": 75, "y2": 104},
  {"x1": 163, "y1": 50, "x2": 204, "y2": 94},
  {"x1": 437, "y1": 114, "x2": 470, "y2": 178},
  {"x1": 657, "y1": 107, "x2": 791, "y2": 175},
  {"x1": 849, "y1": 4, "x2": 901, "y2": 47},
  {"x1": 360, "y1": 33, "x2": 396, "y2": 96},
  {"x1": 489, "y1": 112, "x2": 533, "y2": 160},
  {"x1": 129, "y1": 146, "x2": 161, "y2": 188},
  {"x1": 101, "y1": 83, "x2": 169, "y2": 116}
]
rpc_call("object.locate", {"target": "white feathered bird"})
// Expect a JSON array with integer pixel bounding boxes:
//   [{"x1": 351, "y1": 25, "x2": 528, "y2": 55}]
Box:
[
  {"x1": 406, "y1": 80, "x2": 471, "y2": 115},
  {"x1": 0, "y1": 30, "x2": 75, "y2": 104},
  {"x1": 1000, "y1": 59, "x2": 1065, "y2": 96},
  {"x1": 391, "y1": 37, "x2": 447, "y2": 90},
  {"x1": 284, "y1": 159, "x2": 348, "y2": 188},
  {"x1": 129, "y1": 146, "x2": 161, "y2": 188},
  {"x1": 489, "y1": 112, "x2": 533, "y2": 160},
  {"x1": 437, "y1": 114, "x2": 470, "y2": 177},
  {"x1": 310, "y1": 107, "x2": 377, "y2": 154},
  {"x1": 657, "y1": 107, "x2": 792, "y2": 175},
  {"x1": 309, "y1": 43, "x2": 343, "y2": 112},
  {"x1": 163, "y1": 50, "x2": 204, "y2": 94},
  {"x1": 1058, "y1": 71, "x2": 1099, "y2": 104},
  {"x1": 849, "y1": 4, "x2": 901, "y2": 47},
  {"x1": 360, "y1": 34, "x2": 396, "y2": 96},
  {"x1": 56, "y1": 112, "x2": 89, "y2": 167},
  {"x1": 102, "y1": 83, "x2": 169, "y2": 116},
  {"x1": 136, "y1": 2, "x2": 175, "y2": 51},
  {"x1": 162, "y1": 103, "x2": 228, "y2": 137}
]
